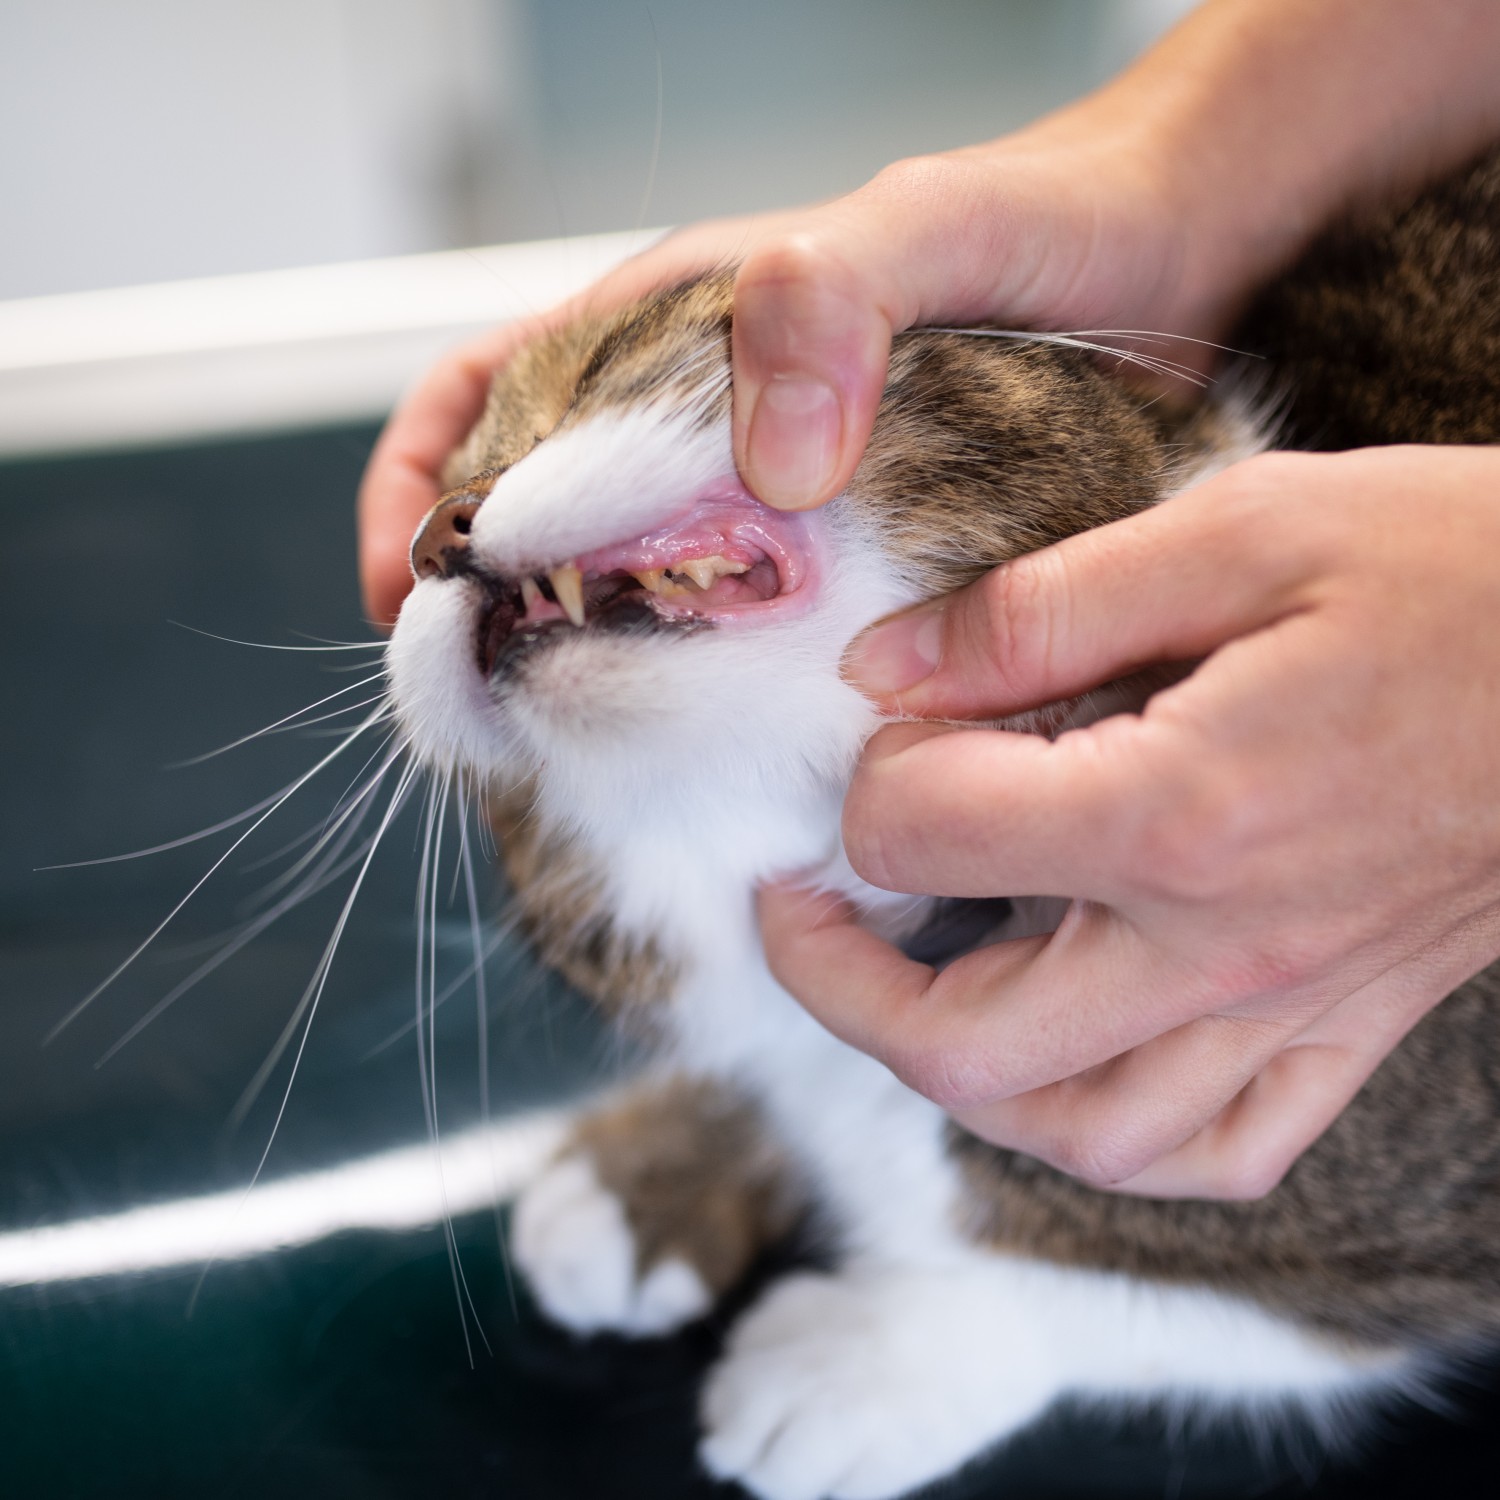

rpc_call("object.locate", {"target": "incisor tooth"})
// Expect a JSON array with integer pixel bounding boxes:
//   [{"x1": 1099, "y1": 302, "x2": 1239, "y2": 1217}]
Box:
[
  {"x1": 520, "y1": 576, "x2": 543, "y2": 613},
  {"x1": 549, "y1": 564, "x2": 586, "y2": 626}
]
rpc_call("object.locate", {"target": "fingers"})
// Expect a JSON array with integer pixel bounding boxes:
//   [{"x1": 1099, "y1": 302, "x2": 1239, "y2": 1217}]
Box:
[
  {"x1": 759, "y1": 882, "x2": 1429, "y2": 1201},
  {"x1": 1103, "y1": 1040, "x2": 1378, "y2": 1199},
  {"x1": 840, "y1": 719, "x2": 1173, "y2": 899},
  {"x1": 952, "y1": 1011, "x2": 1301, "y2": 1191},
  {"x1": 730, "y1": 153, "x2": 1097, "y2": 510},
  {"x1": 760, "y1": 883, "x2": 1220, "y2": 1110},
  {"x1": 357, "y1": 323, "x2": 532, "y2": 628},
  {"x1": 844, "y1": 451, "x2": 1327, "y2": 718}
]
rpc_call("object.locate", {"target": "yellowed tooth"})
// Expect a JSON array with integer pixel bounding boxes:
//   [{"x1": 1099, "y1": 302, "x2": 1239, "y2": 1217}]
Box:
[
  {"x1": 520, "y1": 576, "x2": 543, "y2": 613},
  {"x1": 549, "y1": 564, "x2": 586, "y2": 626},
  {"x1": 632, "y1": 568, "x2": 666, "y2": 594},
  {"x1": 681, "y1": 554, "x2": 749, "y2": 589}
]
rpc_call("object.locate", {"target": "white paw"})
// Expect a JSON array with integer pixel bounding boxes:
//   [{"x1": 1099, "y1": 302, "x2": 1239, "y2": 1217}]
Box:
[
  {"x1": 510, "y1": 1154, "x2": 711, "y2": 1337},
  {"x1": 699, "y1": 1267, "x2": 1051, "y2": 1500}
]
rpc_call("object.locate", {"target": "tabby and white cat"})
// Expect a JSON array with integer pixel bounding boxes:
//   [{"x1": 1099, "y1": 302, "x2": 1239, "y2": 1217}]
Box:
[{"x1": 387, "y1": 152, "x2": 1500, "y2": 1500}]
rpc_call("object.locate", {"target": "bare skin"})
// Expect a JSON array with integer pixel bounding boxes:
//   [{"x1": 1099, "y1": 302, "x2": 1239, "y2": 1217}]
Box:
[{"x1": 359, "y1": 0, "x2": 1500, "y2": 1198}]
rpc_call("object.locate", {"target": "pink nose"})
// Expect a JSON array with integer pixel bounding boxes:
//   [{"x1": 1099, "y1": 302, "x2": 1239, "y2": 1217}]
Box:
[{"x1": 410, "y1": 495, "x2": 481, "y2": 581}]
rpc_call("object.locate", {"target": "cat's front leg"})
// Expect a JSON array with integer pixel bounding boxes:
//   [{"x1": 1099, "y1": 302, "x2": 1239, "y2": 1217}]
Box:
[
  {"x1": 511, "y1": 1075, "x2": 800, "y2": 1337},
  {"x1": 698, "y1": 1261, "x2": 1056, "y2": 1500},
  {"x1": 699, "y1": 1254, "x2": 1384, "y2": 1500}
]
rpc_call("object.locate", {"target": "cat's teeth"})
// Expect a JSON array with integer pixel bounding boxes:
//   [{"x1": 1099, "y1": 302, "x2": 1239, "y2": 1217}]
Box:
[
  {"x1": 520, "y1": 576, "x2": 543, "y2": 613},
  {"x1": 679, "y1": 555, "x2": 747, "y2": 589},
  {"x1": 549, "y1": 565, "x2": 586, "y2": 626},
  {"x1": 630, "y1": 555, "x2": 748, "y2": 597}
]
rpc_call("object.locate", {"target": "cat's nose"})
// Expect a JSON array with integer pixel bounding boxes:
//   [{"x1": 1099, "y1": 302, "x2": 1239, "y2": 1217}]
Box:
[{"x1": 411, "y1": 496, "x2": 481, "y2": 581}]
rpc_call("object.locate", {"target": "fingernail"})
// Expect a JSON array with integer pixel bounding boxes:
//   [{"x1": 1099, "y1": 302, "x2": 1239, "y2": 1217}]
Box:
[
  {"x1": 745, "y1": 374, "x2": 842, "y2": 507},
  {"x1": 844, "y1": 603, "x2": 945, "y2": 695}
]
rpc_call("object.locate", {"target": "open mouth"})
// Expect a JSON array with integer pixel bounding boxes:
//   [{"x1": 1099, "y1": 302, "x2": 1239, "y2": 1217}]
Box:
[{"x1": 474, "y1": 491, "x2": 811, "y2": 678}]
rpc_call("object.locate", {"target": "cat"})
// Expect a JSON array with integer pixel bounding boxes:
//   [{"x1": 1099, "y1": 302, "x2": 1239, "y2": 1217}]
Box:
[{"x1": 386, "y1": 149, "x2": 1500, "y2": 1500}]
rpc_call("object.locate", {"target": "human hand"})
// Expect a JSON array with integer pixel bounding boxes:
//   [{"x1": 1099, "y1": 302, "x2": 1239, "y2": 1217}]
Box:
[
  {"x1": 359, "y1": 0, "x2": 1500, "y2": 628},
  {"x1": 356, "y1": 124, "x2": 1199, "y2": 627},
  {"x1": 760, "y1": 445, "x2": 1500, "y2": 1199}
]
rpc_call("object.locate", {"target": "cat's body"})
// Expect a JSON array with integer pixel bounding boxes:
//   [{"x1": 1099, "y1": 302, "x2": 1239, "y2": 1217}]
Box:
[{"x1": 387, "y1": 151, "x2": 1500, "y2": 1500}]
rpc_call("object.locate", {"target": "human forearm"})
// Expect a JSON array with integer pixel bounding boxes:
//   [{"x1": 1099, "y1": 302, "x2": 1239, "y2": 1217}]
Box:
[{"x1": 1035, "y1": 0, "x2": 1500, "y2": 334}]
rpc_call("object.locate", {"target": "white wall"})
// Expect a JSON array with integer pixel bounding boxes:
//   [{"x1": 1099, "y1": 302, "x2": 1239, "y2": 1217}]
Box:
[{"x1": 0, "y1": 1, "x2": 1197, "y2": 303}]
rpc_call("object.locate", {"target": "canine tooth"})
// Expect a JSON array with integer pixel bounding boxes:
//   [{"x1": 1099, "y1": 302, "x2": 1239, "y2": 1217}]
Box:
[
  {"x1": 520, "y1": 576, "x2": 543, "y2": 613},
  {"x1": 632, "y1": 568, "x2": 666, "y2": 593},
  {"x1": 549, "y1": 564, "x2": 586, "y2": 626}
]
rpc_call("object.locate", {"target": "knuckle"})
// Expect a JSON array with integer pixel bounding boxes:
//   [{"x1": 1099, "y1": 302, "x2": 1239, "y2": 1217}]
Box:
[
  {"x1": 841, "y1": 752, "x2": 902, "y2": 887},
  {"x1": 1045, "y1": 1122, "x2": 1152, "y2": 1190},
  {"x1": 865, "y1": 152, "x2": 975, "y2": 212},
  {"x1": 1201, "y1": 943, "x2": 1321, "y2": 1009},
  {"x1": 1130, "y1": 767, "x2": 1273, "y2": 905},
  {"x1": 738, "y1": 228, "x2": 847, "y2": 295},
  {"x1": 1210, "y1": 1142, "x2": 1293, "y2": 1202},
  {"x1": 887, "y1": 1038, "x2": 998, "y2": 1114},
  {"x1": 971, "y1": 557, "x2": 1054, "y2": 699}
]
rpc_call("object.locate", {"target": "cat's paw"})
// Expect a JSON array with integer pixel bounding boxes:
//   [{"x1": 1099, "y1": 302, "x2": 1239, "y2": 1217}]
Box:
[
  {"x1": 699, "y1": 1267, "x2": 1048, "y2": 1500},
  {"x1": 510, "y1": 1153, "x2": 711, "y2": 1337}
]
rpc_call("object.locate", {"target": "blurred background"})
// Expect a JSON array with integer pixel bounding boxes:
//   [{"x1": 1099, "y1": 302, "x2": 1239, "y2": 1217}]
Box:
[
  {"x1": 2, "y1": 0, "x2": 1193, "y2": 301},
  {"x1": 3, "y1": 3, "x2": 1493, "y2": 1497}
]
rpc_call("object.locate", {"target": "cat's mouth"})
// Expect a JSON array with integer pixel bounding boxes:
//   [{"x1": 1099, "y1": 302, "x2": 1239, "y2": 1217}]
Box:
[{"x1": 473, "y1": 495, "x2": 810, "y2": 678}]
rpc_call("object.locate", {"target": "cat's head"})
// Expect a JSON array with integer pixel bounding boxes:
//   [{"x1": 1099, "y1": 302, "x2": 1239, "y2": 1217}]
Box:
[{"x1": 387, "y1": 272, "x2": 1216, "y2": 833}]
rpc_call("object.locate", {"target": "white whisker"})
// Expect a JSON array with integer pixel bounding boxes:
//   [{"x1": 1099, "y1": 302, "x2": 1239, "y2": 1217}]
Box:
[
  {"x1": 923, "y1": 327, "x2": 1213, "y2": 389},
  {"x1": 168, "y1": 676, "x2": 390, "y2": 767},
  {"x1": 239, "y1": 732, "x2": 402, "y2": 908},
  {"x1": 169, "y1": 621, "x2": 387, "y2": 652},
  {"x1": 44, "y1": 704, "x2": 393, "y2": 1042},
  {"x1": 187, "y1": 755, "x2": 425, "y2": 1313},
  {"x1": 227, "y1": 755, "x2": 424, "y2": 1135}
]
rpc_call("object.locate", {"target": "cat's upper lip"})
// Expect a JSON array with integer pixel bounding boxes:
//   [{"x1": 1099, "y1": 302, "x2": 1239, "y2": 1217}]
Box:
[
  {"x1": 469, "y1": 482, "x2": 818, "y2": 676},
  {"x1": 569, "y1": 492, "x2": 808, "y2": 617}
]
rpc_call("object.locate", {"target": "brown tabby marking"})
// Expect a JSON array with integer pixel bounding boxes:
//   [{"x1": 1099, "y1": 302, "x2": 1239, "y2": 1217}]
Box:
[
  {"x1": 487, "y1": 780, "x2": 676, "y2": 1017},
  {"x1": 568, "y1": 1077, "x2": 801, "y2": 1296}
]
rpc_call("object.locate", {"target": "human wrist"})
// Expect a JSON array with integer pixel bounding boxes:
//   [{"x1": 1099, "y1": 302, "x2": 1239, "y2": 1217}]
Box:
[{"x1": 1027, "y1": 0, "x2": 1500, "y2": 341}]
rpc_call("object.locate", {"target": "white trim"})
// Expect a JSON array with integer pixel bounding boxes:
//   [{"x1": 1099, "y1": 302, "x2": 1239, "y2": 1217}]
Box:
[
  {"x1": 0, "y1": 1108, "x2": 567, "y2": 1286},
  {"x1": 0, "y1": 229, "x2": 664, "y2": 459}
]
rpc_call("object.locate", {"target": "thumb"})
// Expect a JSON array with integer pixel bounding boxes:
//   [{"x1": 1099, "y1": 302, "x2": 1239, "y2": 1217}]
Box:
[
  {"x1": 842, "y1": 455, "x2": 1315, "y2": 719},
  {"x1": 731, "y1": 155, "x2": 1092, "y2": 512}
]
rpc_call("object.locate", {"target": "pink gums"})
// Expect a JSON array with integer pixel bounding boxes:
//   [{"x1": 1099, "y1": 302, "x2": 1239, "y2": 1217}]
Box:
[{"x1": 565, "y1": 480, "x2": 818, "y2": 625}]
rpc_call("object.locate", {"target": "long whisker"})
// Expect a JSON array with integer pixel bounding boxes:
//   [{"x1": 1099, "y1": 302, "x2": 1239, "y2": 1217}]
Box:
[
  {"x1": 188, "y1": 756, "x2": 424, "y2": 1315},
  {"x1": 44, "y1": 705, "x2": 393, "y2": 1042},
  {"x1": 227, "y1": 755, "x2": 423, "y2": 1135},
  {"x1": 1064, "y1": 328, "x2": 1257, "y2": 359},
  {"x1": 169, "y1": 621, "x2": 387, "y2": 652},
  {"x1": 96, "y1": 745, "x2": 407, "y2": 1065},
  {"x1": 239, "y1": 728, "x2": 401, "y2": 907},
  {"x1": 924, "y1": 327, "x2": 1213, "y2": 389},
  {"x1": 168, "y1": 676, "x2": 390, "y2": 767},
  {"x1": 95, "y1": 832, "x2": 379, "y2": 1068},
  {"x1": 238, "y1": 724, "x2": 400, "y2": 877},
  {"x1": 460, "y1": 773, "x2": 515, "y2": 1314},
  {"x1": 360, "y1": 924, "x2": 510, "y2": 1060},
  {"x1": 415, "y1": 778, "x2": 474, "y2": 1362}
]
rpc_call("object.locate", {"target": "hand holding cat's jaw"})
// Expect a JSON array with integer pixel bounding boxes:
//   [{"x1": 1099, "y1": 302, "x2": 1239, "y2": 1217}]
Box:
[{"x1": 770, "y1": 445, "x2": 1500, "y2": 1200}]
